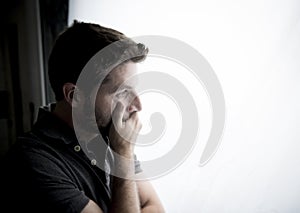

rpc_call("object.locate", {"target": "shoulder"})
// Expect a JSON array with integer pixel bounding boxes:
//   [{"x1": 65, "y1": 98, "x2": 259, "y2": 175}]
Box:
[{"x1": 3, "y1": 130, "x2": 66, "y2": 171}]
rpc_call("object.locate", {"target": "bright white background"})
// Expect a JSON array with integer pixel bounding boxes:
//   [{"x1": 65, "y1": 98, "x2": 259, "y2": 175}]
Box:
[{"x1": 69, "y1": 0, "x2": 300, "y2": 212}]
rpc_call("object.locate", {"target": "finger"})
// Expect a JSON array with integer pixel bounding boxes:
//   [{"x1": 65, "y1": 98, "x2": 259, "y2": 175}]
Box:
[
  {"x1": 127, "y1": 112, "x2": 142, "y2": 132},
  {"x1": 112, "y1": 102, "x2": 125, "y2": 128},
  {"x1": 125, "y1": 111, "x2": 138, "y2": 126}
]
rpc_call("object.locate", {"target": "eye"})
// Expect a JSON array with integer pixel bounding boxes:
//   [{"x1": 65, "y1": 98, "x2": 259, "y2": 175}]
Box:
[{"x1": 116, "y1": 89, "x2": 129, "y2": 98}]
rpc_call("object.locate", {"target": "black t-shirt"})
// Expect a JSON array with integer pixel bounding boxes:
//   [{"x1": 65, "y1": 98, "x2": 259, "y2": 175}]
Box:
[{"x1": 1, "y1": 105, "x2": 142, "y2": 213}]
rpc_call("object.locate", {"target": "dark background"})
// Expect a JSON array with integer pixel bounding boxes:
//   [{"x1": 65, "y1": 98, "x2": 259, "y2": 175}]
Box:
[{"x1": 0, "y1": 0, "x2": 69, "y2": 158}]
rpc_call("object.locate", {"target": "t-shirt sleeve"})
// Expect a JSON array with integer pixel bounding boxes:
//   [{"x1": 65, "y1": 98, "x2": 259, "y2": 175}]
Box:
[{"x1": 23, "y1": 149, "x2": 90, "y2": 213}]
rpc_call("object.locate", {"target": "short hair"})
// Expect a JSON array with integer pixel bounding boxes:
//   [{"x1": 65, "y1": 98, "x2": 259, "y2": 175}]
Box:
[{"x1": 48, "y1": 20, "x2": 148, "y2": 101}]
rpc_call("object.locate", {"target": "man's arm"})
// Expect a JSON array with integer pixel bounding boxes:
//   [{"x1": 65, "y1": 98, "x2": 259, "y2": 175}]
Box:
[
  {"x1": 81, "y1": 200, "x2": 103, "y2": 213},
  {"x1": 82, "y1": 169, "x2": 140, "y2": 213},
  {"x1": 82, "y1": 102, "x2": 164, "y2": 212},
  {"x1": 81, "y1": 179, "x2": 165, "y2": 213},
  {"x1": 107, "y1": 102, "x2": 142, "y2": 212},
  {"x1": 137, "y1": 179, "x2": 165, "y2": 213}
]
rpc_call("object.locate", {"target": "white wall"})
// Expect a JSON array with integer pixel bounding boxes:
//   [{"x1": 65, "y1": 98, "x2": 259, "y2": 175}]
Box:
[{"x1": 69, "y1": 0, "x2": 300, "y2": 212}]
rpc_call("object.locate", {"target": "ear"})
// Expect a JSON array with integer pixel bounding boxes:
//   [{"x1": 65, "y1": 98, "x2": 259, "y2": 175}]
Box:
[{"x1": 62, "y1": 83, "x2": 76, "y2": 106}]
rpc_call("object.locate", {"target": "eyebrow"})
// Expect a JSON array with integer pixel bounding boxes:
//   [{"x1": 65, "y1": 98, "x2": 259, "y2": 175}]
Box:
[
  {"x1": 102, "y1": 75, "x2": 111, "y2": 84},
  {"x1": 112, "y1": 84, "x2": 133, "y2": 93}
]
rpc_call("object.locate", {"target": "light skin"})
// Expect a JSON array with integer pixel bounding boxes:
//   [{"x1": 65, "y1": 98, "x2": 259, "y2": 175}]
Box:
[{"x1": 53, "y1": 61, "x2": 165, "y2": 213}]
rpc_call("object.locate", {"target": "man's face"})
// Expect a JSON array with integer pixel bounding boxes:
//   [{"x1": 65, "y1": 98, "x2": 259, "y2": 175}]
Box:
[{"x1": 95, "y1": 61, "x2": 142, "y2": 129}]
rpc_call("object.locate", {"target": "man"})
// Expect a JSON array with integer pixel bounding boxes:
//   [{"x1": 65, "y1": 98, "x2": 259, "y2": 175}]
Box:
[{"x1": 1, "y1": 21, "x2": 165, "y2": 213}]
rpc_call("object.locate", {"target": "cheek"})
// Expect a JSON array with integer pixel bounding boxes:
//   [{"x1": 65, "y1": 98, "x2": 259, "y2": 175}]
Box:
[{"x1": 96, "y1": 93, "x2": 117, "y2": 117}]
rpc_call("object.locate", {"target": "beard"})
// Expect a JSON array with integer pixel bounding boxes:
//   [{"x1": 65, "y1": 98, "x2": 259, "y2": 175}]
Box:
[
  {"x1": 94, "y1": 105, "x2": 132, "y2": 143},
  {"x1": 95, "y1": 109, "x2": 113, "y2": 143},
  {"x1": 98, "y1": 118, "x2": 112, "y2": 142}
]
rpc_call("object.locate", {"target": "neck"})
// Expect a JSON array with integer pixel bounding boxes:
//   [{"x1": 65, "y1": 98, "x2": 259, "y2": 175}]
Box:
[
  {"x1": 53, "y1": 100, "x2": 74, "y2": 129},
  {"x1": 53, "y1": 100, "x2": 101, "y2": 142}
]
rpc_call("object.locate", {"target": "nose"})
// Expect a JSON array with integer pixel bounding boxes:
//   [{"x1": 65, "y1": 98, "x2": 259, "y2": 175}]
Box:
[{"x1": 128, "y1": 95, "x2": 142, "y2": 113}]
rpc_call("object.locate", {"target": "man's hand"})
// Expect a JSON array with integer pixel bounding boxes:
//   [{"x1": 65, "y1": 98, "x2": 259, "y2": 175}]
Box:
[
  {"x1": 106, "y1": 102, "x2": 142, "y2": 212},
  {"x1": 82, "y1": 102, "x2": 164, "y2": 213},
  {"x1": 109, "y1": 102, "x2": 142, "y2": 158}
]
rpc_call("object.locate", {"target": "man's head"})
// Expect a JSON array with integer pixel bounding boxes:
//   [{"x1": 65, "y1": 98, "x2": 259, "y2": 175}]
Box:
[{"x1": 48, "y1": 21, "x2": 148, "y2": 130}]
